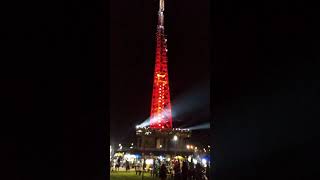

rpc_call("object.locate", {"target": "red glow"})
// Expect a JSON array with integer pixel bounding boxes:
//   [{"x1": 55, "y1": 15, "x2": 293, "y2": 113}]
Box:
[{"x1": 150, "y1": 1, "x2": 173, "y2": 129}]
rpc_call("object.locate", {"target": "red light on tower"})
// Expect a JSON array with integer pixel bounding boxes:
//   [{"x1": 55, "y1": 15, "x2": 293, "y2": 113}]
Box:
[{"x1": 150, "y1": 0, "x2": 172, "y2": 129}]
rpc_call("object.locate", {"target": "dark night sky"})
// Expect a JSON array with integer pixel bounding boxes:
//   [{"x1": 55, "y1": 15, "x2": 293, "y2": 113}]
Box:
[
  {"x1": 212, "y1": 1, "x2": 320, "y2": 179},
  {"x1": 110, "y1": 0, "x2": 210, "y2": 144}
]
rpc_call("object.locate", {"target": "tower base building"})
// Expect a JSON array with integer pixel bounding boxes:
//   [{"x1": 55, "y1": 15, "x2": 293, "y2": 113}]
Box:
[{"x1": 135, "y1": 127, "x2": 192, "y2": 156}]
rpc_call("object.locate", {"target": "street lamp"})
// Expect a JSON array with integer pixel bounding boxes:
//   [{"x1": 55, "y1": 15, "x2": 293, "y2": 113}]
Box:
[
  {"x1": 173, "y1": 135, "x2": 178, "y2": 141},
  {"x1": 110, "y1": 146, "x2": 113, "y2": 159},
  {"x1": 173, "y1": 135, "x2": 178, "y2": 157}
]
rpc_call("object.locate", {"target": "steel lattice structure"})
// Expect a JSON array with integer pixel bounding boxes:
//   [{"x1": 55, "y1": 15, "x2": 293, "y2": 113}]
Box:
[{"x1": 150, "y1": 0, "x2": 172, "y2": 129}]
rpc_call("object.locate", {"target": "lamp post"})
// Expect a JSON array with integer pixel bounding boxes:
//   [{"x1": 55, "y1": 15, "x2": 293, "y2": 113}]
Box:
[
  {"x1": 110, "y1": 146, "x2": 113, "y2": 158},
  {"x1": 173, "y1": 135, "x2": 178, "y2": 158}
]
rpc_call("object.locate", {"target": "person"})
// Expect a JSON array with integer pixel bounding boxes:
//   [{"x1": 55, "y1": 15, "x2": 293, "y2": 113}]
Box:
[
  {"x1": 110, "y1": 160, "x2": 112, "y2": 172},
  {"x1": 150, "y1": 163, "x2": 154, "y2": 177},
  {"x1": 134, "y1": 162, "x2": 137, "y2": 174},
  {"x1": 194, "y1": 163, "x2": 205, "y2": 180},
  {"x1": 125, "y1": 160, "x2": 130, "y2": 172},
  {"x1": 182, "y1": 160, "x2": 188, "y2": 180},
  {"x1": 115, "y1": 158, "x2": 120, "y2": 171},
  {"x1": 155, "y1": 161, "x2": 160, "y2": 177},
  {"x1": 143, "y1": 160, "x2": 146, "y2": 173},
  {"x1": 205, "y1": 162, "x2": 210, "y2": 180},
  {"x1": 174, "y1": 160, "x2": 181, "y2": 180},
  {"x1": 159, "y1": 164, "x2": 168, "y2": 180},
  {"x1": 136, "y1": 162, "x2": 142, "y2": 175},
  {"x1": 189, "y1": 160, "x2": 195, "y2": 179}
]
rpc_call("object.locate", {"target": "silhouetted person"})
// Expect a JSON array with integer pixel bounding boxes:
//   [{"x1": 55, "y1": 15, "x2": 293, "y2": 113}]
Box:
[
  {"x1": 155, "y1": 161, "x2": 160, "y2": 177},
  {"x1": 143, "y1": 160, "x2": 146, "y2": 172},
  {"x1": 136, "y1": 162, "x2": 142, "y2": 175},
  {"x1": 194, "y1": 163, "x2": 205, "y2": 180},
  {"x1": 174, "y1": 160, "x2": 181, "y2": 180},
  {"x1": 205, "y1": 162, "x2": 210, "y2": 180},
  {"x1": 189, "y1": 160, "x2": 195, "y2": 180},
  {"x1": 159, "y1": 164, "x2": 168, "y2": 180},
  {"x1": 125, "y1": 160, "x2": 130, "y2": 172},
  {"x1": 115, "y1": 158, "x2": 121, "y2": 171},
  {"x1": 182, "y1": 161, "x2": 188, "y2": 180}
]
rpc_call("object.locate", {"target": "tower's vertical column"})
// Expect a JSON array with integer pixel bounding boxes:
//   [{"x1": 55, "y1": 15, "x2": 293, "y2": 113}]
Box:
[{"x1": 150, "y1": 0, "x2": 173, "y2": 129}]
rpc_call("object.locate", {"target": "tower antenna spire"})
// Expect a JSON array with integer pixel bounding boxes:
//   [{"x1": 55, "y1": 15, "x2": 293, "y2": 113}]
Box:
[
  {"x1": 158, "y1": 0, "x2": 165, "y2": 27},
  {"x1": 159, "y1": 0, "x2": 164, "y2": 12}
]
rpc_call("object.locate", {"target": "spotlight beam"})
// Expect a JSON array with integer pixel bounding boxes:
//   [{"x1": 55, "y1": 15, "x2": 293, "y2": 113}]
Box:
[
  {"x1": 186, "y1": 122, "x2": 210, "y2": 130},
  {"x1": 137, "y1": 82, "x2": 209, "y2": 128}
]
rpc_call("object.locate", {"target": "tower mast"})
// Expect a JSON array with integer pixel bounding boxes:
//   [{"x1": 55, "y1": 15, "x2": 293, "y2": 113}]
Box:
[{"x1": 150, "y1": 0, "x2": 173, "y2": 129}]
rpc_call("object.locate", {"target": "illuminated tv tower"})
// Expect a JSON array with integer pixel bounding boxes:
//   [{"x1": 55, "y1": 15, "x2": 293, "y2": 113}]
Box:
[{"x1": 150, "y1": 0, "x2": 173, "y2": 129}]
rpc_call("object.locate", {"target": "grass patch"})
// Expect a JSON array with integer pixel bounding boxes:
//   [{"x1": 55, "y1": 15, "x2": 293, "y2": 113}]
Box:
[{"x1": 110, "y1": 171, "x2": 156, "y2": 180}]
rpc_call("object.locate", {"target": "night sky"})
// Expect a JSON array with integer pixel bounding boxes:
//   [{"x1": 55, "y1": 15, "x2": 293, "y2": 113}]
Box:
[
  {"x1": 212, "y1": 1, "x2": 320, "y2": 179},
  {"x1": 110, "y1": 0, "x2": 210, "y2": 145}
]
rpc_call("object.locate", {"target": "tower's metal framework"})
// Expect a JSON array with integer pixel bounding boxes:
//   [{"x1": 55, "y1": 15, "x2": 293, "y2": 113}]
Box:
[{"x1": 150, "y1": 0, "x2": 172, "y2": 129}]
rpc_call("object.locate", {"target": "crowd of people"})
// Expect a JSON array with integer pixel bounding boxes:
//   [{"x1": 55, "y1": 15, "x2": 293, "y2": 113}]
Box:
[
  {"x1": 155, "y1": 159, "x2": 210, "y2": 180},
  {"x1": 110, "y1": 156, "x2": 210, "y2": 180},
  {"x1": 110, "y1": 157, "x2": 130, "y2": 172}
]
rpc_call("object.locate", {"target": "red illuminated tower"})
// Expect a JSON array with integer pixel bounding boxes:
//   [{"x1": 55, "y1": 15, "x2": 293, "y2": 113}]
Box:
[{"x1": 150, "y1": 0, "x2": 172, "y2": 129}]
